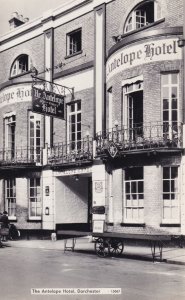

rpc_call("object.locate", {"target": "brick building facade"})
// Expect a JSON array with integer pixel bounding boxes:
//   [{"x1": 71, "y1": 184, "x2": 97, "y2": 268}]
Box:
[{"x1": 0, "y1": 0, "x2": 184, "y2": 238}]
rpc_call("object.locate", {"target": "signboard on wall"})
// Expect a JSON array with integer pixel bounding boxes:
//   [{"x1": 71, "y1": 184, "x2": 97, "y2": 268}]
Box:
[
  {"x1": 32, "y1": 87, "x2": 65, "y2": 119},
  {"x1": 106, "y1": 38, "x2": 182, "y2": 81},
  {"x1": 92, "y1": 206, "x2": 105, "y2": 214},
  {"x1": 0, "y1": 84, "x2": 32, "y2": 108}
]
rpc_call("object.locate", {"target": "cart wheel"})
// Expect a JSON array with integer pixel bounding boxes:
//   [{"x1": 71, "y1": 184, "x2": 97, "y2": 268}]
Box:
[
  {"x1": 95, "y1": 238, "x2": 109, "y2": 258},
  {"x1": 109, "y1": 239, "x2": 124, "y2": 257}
]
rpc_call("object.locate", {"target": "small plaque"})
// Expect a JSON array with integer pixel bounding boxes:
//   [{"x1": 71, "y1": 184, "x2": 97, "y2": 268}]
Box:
[
  {"x1": 107, "y1": 142, "x2": 118, "y2": 158},
  {"x1": 93, "y1": 220, "x2": 104, "y2": 233}
]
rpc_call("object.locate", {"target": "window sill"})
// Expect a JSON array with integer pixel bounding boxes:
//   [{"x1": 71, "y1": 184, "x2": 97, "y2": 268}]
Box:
[
  {"x1": 106, "y1": 222, "x2": 114, "y2": 226},
  {"x1": 8, "y1": 217, "x2": 17, "y2": 221},
  {"x1": 9, "y1": 70, "x2": 32, "y2": 80},
  {"x1": 27, "y1": 219, "x2": 42, "y2": 222},
  {"x1": 121, "y1": 223, "x2": 145, "y2": 227},
  {"x1": 65, "y1": 50, "x2": 83, "y2": 60},
  {"x1": 160, "y1": 223, "x2": 181, "y2": 227}
]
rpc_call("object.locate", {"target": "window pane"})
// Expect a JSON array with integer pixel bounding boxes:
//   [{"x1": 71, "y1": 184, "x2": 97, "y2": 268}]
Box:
[
  {"x1": 70, "y1": 104, "x2": 75, "y2": 112},
  {"x1": 172, "y1": 111, "x2": 177, "y2": 122},
  {"x1": 162, "y1": 75, "x2": 169, "y2": 85},
  {"x1": 77, "y1": 132, "x2": 81, "y2": 140},
  {"x1": 163, "y1": 99, "x2": 169, "y2": 109},
  {"x1": 72, "y1": 124, "x2": 75, "y2": 132},
  {"x1": 163, "y1": 207, "x2": 171, "y2": 219},
  {"x1": 77, "y1": 114, "x2": 81, "y2": 122},
  {"x1": 163, "y1": 111, "x2": 169, "y2": 121},
  {"x1": 71, "y1": 115, "x2": 75, "y2": 123},
  {"x1": 126, "y1": 182, "x2": 130, "y2": 194},
  {"x1": 172, "y1": 87, "x2": 177, "y2": 98},
  {"x1": 77, "y1": 123, "x2": 81, "y2": 131},
  {"x1": 171, "y1": 167, "x2": 178, "y2": 179},
  {"x1": 163, "y1": 181, "x2": 170, "y2": 193},
  {"x1": 138, "y1": 181, "x2": 143, "y2": 193},
  {"x1": 171, "y1": 206, "x2": 179, "y2": 219},
  {"x1": 163, "y1": 167, "x2": 170, "y2": 179},
  {"x1": 172, "y1": 99, "x2": 177, "y2": 109},
  {"x1": 171, "y1": 73, "x2": 178, "y2": 84},
  {"x1": 163, "y1": 87, "x2": 169, "y2": 98},
  {"x1": 77, "y1": 102, "x2": 81, "y2": 111}
]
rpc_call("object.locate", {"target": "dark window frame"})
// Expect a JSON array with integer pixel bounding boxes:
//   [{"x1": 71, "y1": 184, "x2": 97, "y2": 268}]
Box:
[{"x1": 66, "y1": 28, "x2": 82, "y2": 58}]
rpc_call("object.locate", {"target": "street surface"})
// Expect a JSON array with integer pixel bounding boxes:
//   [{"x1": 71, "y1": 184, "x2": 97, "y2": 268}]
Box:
[{"x1": 0, "y1": 245, "x2": 185, "y2": 300}]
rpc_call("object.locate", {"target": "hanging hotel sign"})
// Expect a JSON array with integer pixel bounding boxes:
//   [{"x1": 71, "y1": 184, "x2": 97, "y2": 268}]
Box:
[
  {"x1": 32, "y1": 87, "x2": 65, "y2": 119},
  {"x1": 106, "y1": 38, "x2": 182, "y2": 81}
]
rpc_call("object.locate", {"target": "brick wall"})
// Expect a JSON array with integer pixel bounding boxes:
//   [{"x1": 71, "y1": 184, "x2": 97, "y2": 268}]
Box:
[
  {"x1": 105, "y1": 0, "x2": 183, "y2": 55},
  {"x1": 54, "y1": 11, "x2": 94, "y2": 75},
  {"x1": 0, "y1": 101, "x2": 44, "y2": 150},
  {"x1": 0, "y1": 34, "x2": 44, "y2": 83},
  {"x1": 106, "y1": 60, "x2": 183, "y2": 128},
  {"x1": 53, "y1": 87, "x2": 94, "y2": 144}
]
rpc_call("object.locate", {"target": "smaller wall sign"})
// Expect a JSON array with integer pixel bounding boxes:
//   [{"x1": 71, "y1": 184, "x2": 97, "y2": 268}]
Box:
[
  {"x1": 92, "y1": 206, "x2": 105, "y2": 214},
  {"x1": 93, "y1": 220, "x2": 104, "y2": 233},
  {"x1": 45, "y1": 186, "x2": 50, "y2": 196},
  {"x1": 94, "y1": 181, "x2": 103, "y2": 193}
]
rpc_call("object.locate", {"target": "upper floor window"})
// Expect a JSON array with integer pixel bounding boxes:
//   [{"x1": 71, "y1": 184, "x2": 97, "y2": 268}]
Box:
[
  {"x1": 122, "y1": 79, "x2": 143, "y2": 141},
  {"x1": 162, "y1": 73, "x2": 179, "y2": 140},
  {"x1": 29, "y1": 112, "x2": 41, "y2": 163},
  {"x1": 10, "y1": 54, "x2": 31, "y2": 77},
  {"x1": 124, "y1": 1, "x2": 162, "y2": 33},
  {"x1": 67, "y1": 101, "x2": 81, "y2": 151},
  {"x1": 4, "y1": 115, "x2": 16, "y2": 160},
  {"x1": 67, "y1": 28, "x2": 82, "y2": 56},
  {"x1": 162, "y1": 166, "x2": 179, "y2": 222},
  {"x1": 29, "y1": 178, "x2": 41, "y2": 219}
]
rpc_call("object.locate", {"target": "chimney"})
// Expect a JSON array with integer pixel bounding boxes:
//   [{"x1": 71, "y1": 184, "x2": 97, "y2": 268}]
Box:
[{"x1": 9, "y1": 12, "x2": 29, "y2": 30}]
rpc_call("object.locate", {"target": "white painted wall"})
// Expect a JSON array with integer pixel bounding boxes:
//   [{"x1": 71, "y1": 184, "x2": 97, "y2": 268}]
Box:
[
  {"x1": 55, "y1": 69, "x2": 94, "y2": 95},
  {"x1": 55, "y1": 176, "x2": 88, "y2": 224}
]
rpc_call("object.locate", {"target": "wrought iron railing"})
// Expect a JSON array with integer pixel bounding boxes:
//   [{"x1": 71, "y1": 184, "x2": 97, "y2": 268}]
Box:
[
  {"x1": 48, "y1": 138, "x2": 93, "y2": 165},
  {"x1": 0, "y1": 147, "x2": 42, "y2": 165},
  {"x1": 96, "y1": 122, "x2": 183, "y2": 156}
]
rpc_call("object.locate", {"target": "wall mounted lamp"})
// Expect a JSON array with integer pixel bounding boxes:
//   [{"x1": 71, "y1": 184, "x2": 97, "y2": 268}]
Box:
[
  {"x1": 177, "y1": 38, "x2": 185, "y2": 48},
  {"x1": 45, "y1": 207, "x2": 50, "y2": 215},
  {"x1": 112, "y1": 35, "x2": 122, "y2": 43},
  {"x1": 114, "y1": 120, "x2": 119, "y2": 127},
  {"x1": 45, "y1": 186, "x2": 50, "y2": 196},
  {"x1": 73, "y1": 175, "x2": 79, "y2": 181}
]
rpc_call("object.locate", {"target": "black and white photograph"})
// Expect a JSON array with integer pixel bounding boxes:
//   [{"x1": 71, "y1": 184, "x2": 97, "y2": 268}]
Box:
[{"x1": 0, "y1": 0, "x2": 185, "y2": 299}]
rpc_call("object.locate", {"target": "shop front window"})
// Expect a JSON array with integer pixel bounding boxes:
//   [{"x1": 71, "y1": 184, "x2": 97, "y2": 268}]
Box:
[
  {"x1": 29, "y1": 178, "x2": 41, "y2": 218},
  {"x1": 124, "y1": 167, "x2": 144, "y2": 223},
  {"x1": 162, "y1": 166, "x2": 179, "y2": 222},
  {"x1": 5, "y1": 179, "x2": 16, "y2": 217},
  {"x1": 4, "y1": 115, "x2": 16, "y2": 160}
]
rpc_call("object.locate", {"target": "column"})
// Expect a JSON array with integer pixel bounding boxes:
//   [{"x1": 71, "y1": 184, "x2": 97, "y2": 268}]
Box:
[
  {"x1": 94, "y1": 4, "x2": 105, "y2": 134},
  {"x1": 42, "y1": 170, "x2": 55, "y2": 230}
]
